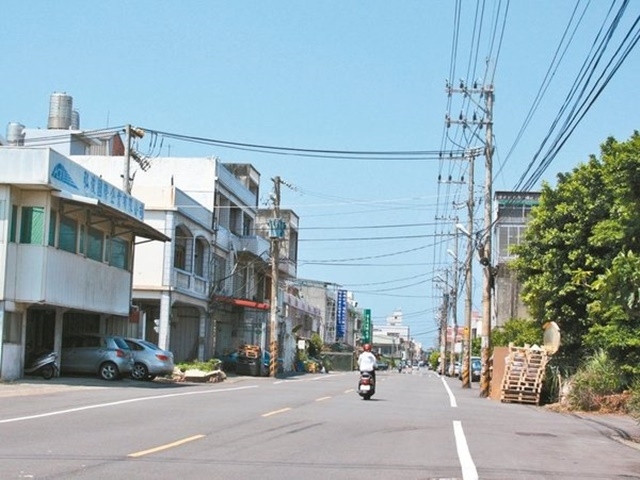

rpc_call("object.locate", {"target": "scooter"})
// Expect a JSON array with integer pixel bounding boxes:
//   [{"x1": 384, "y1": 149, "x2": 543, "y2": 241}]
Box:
[
  {"x1": 357, "y1": 371, "x2": 375, "y2": 400},
  {"x1": 24, "y1": 351, "x2": 58, "y2": 380}
]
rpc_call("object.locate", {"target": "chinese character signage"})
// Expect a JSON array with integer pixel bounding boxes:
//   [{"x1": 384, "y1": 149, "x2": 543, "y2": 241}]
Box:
[
  {"x1": 336, "y1": 289, "x2": 347, "y2": 340},
  {"x1": 49, "y1": 155, "x2": 144, "y2": 221},
  {"x1": 361, "y1": 309, "x2": 372, "y2": 344}
]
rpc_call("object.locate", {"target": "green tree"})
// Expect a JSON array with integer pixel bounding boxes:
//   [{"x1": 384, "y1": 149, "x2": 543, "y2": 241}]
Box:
[
  {"x1": 491, "y1": 318, "x2": 543, "y2": 349},
  {"x1": 308, "y1": 333, "x2": 323, "y2": 358},
  {"x1": 587, "y1": 251, "x2": 640, "y2": 380},
  {"x1": 513, "y1": 132, "x2": 640, "y2": 369}
]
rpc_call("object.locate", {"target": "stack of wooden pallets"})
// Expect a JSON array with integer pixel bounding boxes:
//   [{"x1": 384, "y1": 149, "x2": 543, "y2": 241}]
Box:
[
  {"x1": 500, "y1": 344, "x2": 548, "y2": 405},
  {"x1": 238, "y1": 344, "x2": 261, "y2": 359}
]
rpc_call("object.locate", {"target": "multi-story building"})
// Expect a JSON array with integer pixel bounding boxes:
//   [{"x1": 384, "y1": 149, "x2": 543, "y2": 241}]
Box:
[
  {"x1": 2, "y1": 92, "x2": 337, "y2": 374},
  {"x1": 0, "y1": 147, "x2": 168, "y2": 380},
  {"x1": 493, "y1": 191, "x2": 540, "y2": 327}
]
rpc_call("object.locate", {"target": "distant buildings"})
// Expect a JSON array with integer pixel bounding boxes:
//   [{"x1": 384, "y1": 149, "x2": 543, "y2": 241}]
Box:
[{"x1": 1, "y1": 92, "x2": 389, "y2": 380}]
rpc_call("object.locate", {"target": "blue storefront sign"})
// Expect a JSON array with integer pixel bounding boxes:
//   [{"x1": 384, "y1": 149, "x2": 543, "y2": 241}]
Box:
[{"x1": 336, "y1": 289, "x2": 347, "y2": 340}]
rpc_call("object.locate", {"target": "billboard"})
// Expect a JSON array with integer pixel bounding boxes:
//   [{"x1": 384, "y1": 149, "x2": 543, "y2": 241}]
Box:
[
  {"x1": 336, "y1": 289, "x2": 347, "y2": 339},
  {"x1": 361, "y1": 309, "x2": 372, "y2": 344}
]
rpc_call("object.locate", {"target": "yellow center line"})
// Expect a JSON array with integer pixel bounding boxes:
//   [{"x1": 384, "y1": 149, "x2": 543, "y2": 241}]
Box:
[
  {"x1": 316, "y1": 396, "x2": 331, "y2": 402},
  {"x1": 262, "y1": 407, "x2": 292, "y2": 417},
  {"x1": 128, "y1": 434, "x2": 205, "y2": 458}
]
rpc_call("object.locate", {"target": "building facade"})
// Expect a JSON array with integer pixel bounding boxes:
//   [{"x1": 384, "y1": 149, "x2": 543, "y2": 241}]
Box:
[
  {"x1": 0, "y1": 147, "x2": 167, "y2": 380},
  {"x1": 493, "y1": 191, "x2": 540, "y2": 327}
]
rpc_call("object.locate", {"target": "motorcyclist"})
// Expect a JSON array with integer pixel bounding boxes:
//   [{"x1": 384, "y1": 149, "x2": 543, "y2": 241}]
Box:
[{"x1": 357, "y1": 343, "x2": 377, "y2": 384}]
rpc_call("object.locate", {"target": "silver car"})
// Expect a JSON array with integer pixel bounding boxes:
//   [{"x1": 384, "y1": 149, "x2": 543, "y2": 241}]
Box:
[
  {"x1": 124, "y1": 338, "x2": 175, "y2": 381},
  {"x1": 61, "y1": 334, "x2": 134, "y2": 380}
]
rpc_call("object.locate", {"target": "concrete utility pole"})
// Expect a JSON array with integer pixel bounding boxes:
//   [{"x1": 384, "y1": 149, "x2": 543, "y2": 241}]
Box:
[
  {"x1": 449, "y1": 227, "x2": 459, "y2": 377},
  {"x1": 445, "y1": 76, "x2": 495, "y2": 393},
  {"x1": 123, "y1": 125, "x2": 133, "y2": 194},
  {"x1": 268, "y1": 177, "x2": 282, "y2": 378},
  {"x1": 438, "y1": 271, "x2": 450, "y2": 376},
  {"x1": 460, "y1": 149, "x2": 475, "y2": 389},
  {"x1": 480, "y1": 85, "x2": 495, "y2": 398},
  {"x1": 122, "y1": 125, "x2": 144, "y2": 194}
]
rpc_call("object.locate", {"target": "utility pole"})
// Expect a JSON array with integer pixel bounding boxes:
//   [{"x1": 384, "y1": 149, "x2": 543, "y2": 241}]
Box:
[
  {"x1": 122, "y1": 125, "x2": 144, "y2": 194},
  {"x1": 480, "y1": 84, "x2": 495, "y2": 398},
  {"x1": 438, "y1": 271, "x2": 450, "y2": 376},
  {"x1": 123, "y1": 125, "x2": 132, "y2": 194},
  {"x1": 446, "y1": 77, "x2": 494, "y2": 392},
  {"x1": 460, "y1": 149, "x2": 476, "y2": 388},
  {"x1": 268, "y1": 177, "x2": 283, "y2": 378},
  {"x1": 449, "y1": 227, "x2": 459, "y2": 377}
]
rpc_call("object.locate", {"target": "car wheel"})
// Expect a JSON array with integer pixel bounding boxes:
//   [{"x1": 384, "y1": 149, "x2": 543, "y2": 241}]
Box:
[
  {"x1": 131, "y1": 363, "x2": 149, "y2": 381},
  {"x1": 99, "y1": 361, "x2": 120, "y2": 381}
]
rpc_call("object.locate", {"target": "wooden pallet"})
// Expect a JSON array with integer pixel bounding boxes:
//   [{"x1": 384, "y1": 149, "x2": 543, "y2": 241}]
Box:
[
  {"x1": 500, "y1": 344, "x2": 548, "y2": 405},
  {"x1": 238, "y1": 345, "x2": 261, "y2": 358}
]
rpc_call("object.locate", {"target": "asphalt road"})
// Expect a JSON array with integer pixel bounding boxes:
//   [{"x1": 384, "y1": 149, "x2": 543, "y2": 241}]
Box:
[{"x1": 1, "y1": 369, "x2": 639, "y2": 479}]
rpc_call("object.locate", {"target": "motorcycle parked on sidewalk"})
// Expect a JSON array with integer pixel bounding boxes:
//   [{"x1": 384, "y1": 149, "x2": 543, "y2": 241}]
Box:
[
  {"x1": 24, "y1": 351, "x2": 58, "y2": 380},
  {"x1": 357, "y1": 371, "x2": 375, "y2": 400}
]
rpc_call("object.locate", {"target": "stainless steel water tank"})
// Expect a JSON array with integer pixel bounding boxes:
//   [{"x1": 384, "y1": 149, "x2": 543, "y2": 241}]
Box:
[
  {"x1": 71, "y1": 109, "x2": 80, "y2": 130},
  {"x1": 6, "y1": 122, "x2": 25, "y2": 146},
  {"x1": 47, "y1": 92, "x2": 73, "y2": 129}
]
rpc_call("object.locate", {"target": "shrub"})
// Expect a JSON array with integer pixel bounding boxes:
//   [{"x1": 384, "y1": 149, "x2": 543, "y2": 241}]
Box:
[
  {"x1": 176, "y1": 358, "x2": 221, "y2": 373},
  {"x1": 627, "y1": 381, "x2": 640, "y2": 421},
  {"x1": 566, "y1": 350, "x2": 624, "y2": 411}
]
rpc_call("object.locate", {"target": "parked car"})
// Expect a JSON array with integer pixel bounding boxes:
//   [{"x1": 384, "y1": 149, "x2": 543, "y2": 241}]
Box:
[
  {"x1": 124, "y1": 338, "x2": 175, "y2": 381},
  {"x1": 60, "y1": 334, "x2": 133, "y2": 380},
  {"x1": 459, "y1": 357, "x2": 482, "y2": 382},
  {"x1": 471, "y1": 357, "x2": 482, "y2": 382},
  {"x1": 376, "y1": 360, "x2": 389, "y2": 371}
]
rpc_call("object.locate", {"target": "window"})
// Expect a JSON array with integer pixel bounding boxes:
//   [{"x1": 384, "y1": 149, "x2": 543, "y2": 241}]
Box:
[
  {"x1": 87, "y1": 227, "x2": 104, "y2": 262},
  {"x1": 79, "y1": 225, "x2": 86, "y2": 255},
  {"x1": 20, "y1": 206, "x2": 44, "y2": 244},
  {"x1": 2, "y1": 312, "x2": 21, "y2": 344},
  {"x1": 110, "y1": 237, "x2": 130, "y2": 270},
  {"x1": 174, "y1": 225, "x2": 192, "y2": 271},
  {"x1": 48, "y1": 210, "x2": 57, "y2": 247},
  {"x1": 9, "y1": 205, "x2": 17, "y2": 242},
  {"x1": 59, "y1": 216, "x2": 78, "y2": 253},
  {"x1": 194, "y1": 237, "x2": 207, "y2": 277}
]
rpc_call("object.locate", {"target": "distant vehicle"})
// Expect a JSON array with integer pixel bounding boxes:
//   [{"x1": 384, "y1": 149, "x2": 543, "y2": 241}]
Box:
[
  {"x1": 471, "y1": 357, "x2": 481, "y2": 382},
  {"x1": 376, "y1": 360, "x2": 389, "y2": 371},
  {"x1": 459, "y1": 357, "x2": 482, "y2": 382},
  {"x1": 124, "y1": 338, "x2": 175, "y2": 381},
  {"x1": 61, "y1": 334, "x2": 133, "y2": 381}
]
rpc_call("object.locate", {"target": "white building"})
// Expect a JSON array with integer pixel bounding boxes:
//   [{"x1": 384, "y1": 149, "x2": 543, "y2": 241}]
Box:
[{"x1": 0, "y1": 147, "x2": 167, "y2": 380}]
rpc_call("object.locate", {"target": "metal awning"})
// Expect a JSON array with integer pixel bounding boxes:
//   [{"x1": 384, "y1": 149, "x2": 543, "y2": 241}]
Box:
[
  {"x1": 214, "y1": 295, "x2": 270, "y2": 311},
  {"x1": 52, "y1": 191, "x2": 170, "y2": 242}
]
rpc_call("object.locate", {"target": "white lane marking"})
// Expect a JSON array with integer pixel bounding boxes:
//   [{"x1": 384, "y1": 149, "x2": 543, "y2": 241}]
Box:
[
  {"x1": 128, "y1": 434, "x2": 205, "y2": 458},
  {"x1": 316, "y1": 396, "x2": 331, "y2": 402},
  {"x1": 441, "y1": 377, "x2": 458, "y2": 407},
  {"x1": 262, "y1": 407, "x2": 292, "y2": 417},
  {"x1": 454, "y1": 421, "x2": 478, "y2": 480},
  {"x1": 0, "y1": 385, "x2": 258, "y2": 424}
]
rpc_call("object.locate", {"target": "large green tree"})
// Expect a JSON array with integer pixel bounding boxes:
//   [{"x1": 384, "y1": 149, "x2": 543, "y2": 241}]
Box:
[{"x1": 513, "y1": 132, "x2": 640, "y2": 369}]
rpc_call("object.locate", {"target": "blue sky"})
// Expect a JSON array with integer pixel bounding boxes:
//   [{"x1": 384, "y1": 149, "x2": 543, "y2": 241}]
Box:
[{"x1": 3, "y1": 1, "x2": 639, "y2": 347}]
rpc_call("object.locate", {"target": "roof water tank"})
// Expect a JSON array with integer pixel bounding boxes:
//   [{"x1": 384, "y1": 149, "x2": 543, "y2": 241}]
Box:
[
  {"x1": 71, "y1": 109, "x2": 80, "y2": 130},
  {"x1": 47, "y1": 92, "x2": 73, "y2": 129},
  {"x1": 6, "y1": 122, "x2": 25, "y2": 146}
]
